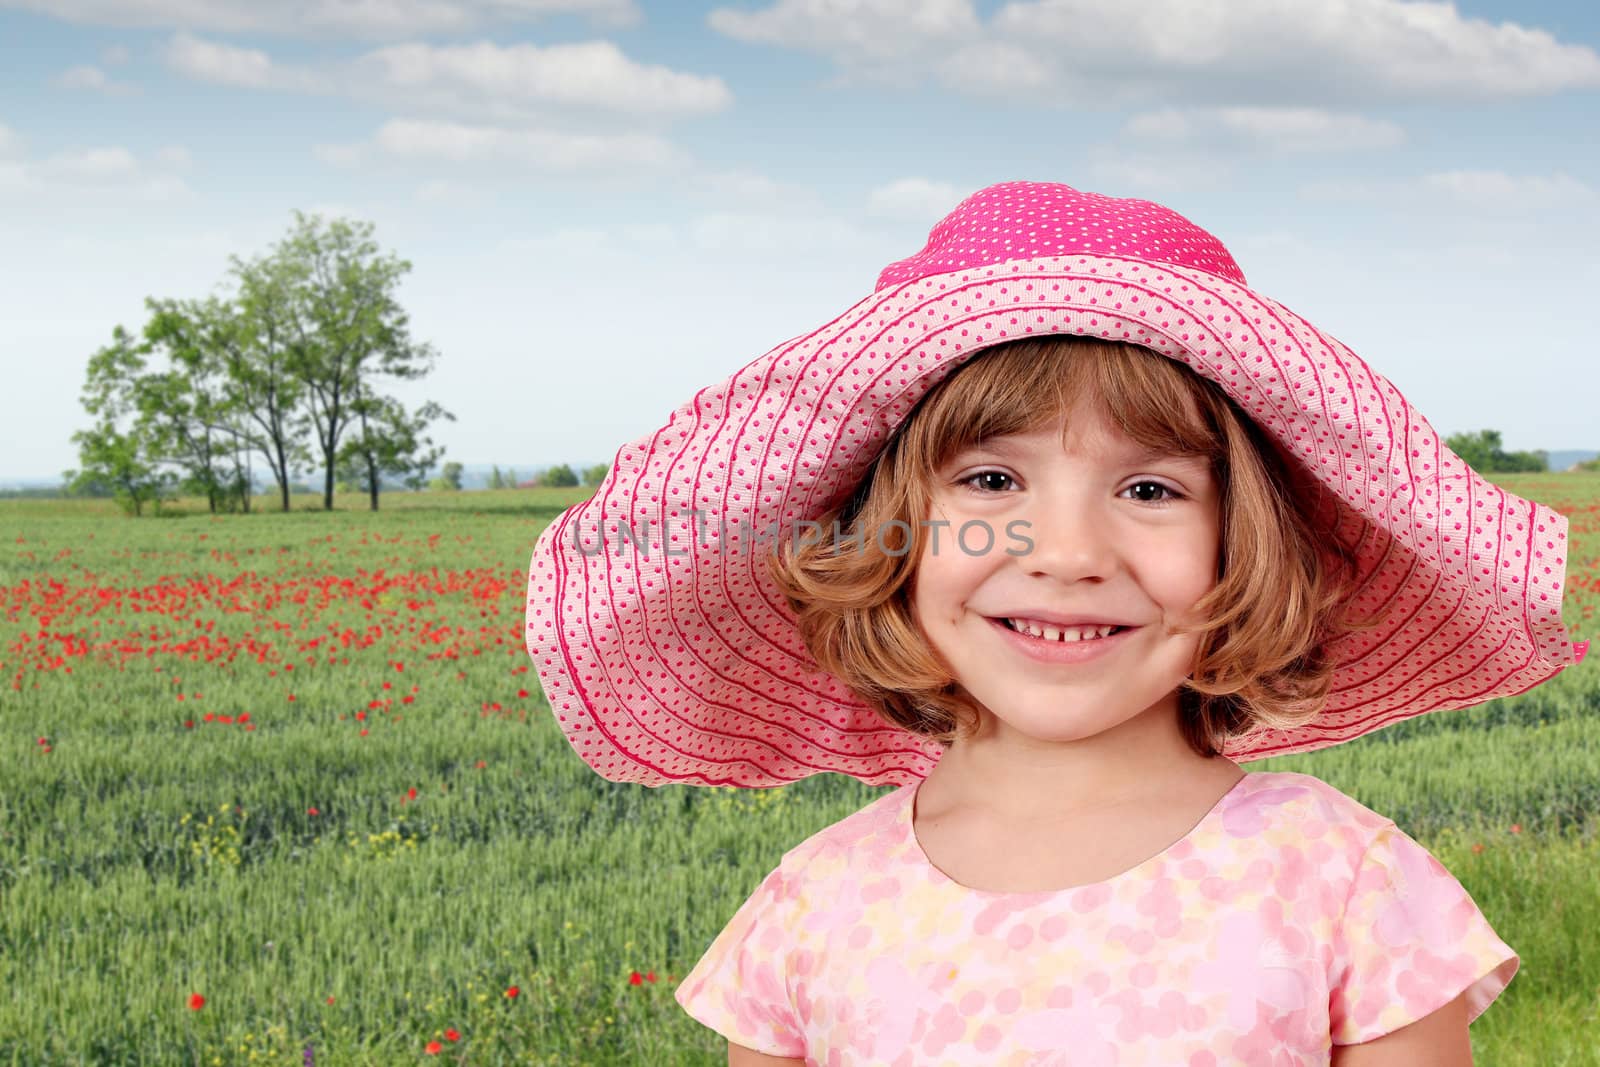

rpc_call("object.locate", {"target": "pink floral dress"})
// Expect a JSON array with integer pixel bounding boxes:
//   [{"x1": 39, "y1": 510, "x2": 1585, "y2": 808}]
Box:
[{"x1": 675, "y1": 770, "x2": 1517, "y2": 1065}]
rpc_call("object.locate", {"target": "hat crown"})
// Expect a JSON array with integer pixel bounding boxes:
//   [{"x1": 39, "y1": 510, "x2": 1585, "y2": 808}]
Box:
[{"x1": 875, "y1": 181, "x2": 1247, "y2": 291}]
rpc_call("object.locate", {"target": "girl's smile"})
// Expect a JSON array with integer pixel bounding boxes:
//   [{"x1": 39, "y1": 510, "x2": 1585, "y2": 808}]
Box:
[
  {"x1": 985, "y1": 614, "x2": 1139, "y2": 665},
  {"x1": 911, "y1": 402, "x2": 1222, "y2": 748}
]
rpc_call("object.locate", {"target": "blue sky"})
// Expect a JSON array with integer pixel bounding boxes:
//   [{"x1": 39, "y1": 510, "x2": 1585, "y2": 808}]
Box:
[{"x1": 2, "y1": 0, "x2": 1597, "y2": 483}]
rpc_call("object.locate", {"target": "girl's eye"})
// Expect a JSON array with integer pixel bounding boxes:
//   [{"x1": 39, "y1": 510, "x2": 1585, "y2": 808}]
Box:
[
  {"x1": 1123, "y1": 481, "x2": 1179, "y2": 503},
  {"x1": 960, "y1": 470, "x2": 1015, "y2": 493}
]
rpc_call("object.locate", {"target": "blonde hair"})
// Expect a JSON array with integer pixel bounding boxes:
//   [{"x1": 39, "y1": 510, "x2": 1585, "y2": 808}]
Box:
[{"x1": 767, "y1": 335, "x2": 1366, "y2": 758}]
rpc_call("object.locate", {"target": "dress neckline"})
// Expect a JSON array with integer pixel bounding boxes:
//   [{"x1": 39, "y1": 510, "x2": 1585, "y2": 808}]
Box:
[{"x1": 900, "y1": 769, "x2": 1254, "y2": 899}]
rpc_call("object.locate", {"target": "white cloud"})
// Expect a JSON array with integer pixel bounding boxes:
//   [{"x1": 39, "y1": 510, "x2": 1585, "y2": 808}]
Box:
[
  {"x1": 709, "y1": 0, "x2": 979, "y2": 79},
  {"x1": 161, "y1": 34, "x2": 729, "y2": 122},
  {"x1": 1083, "y1": 145, "x2": 1234, "y2": 194},
  {"x1": 1301, "y1": 169, "x2": 1597, "y2": 213},
  {"x1": 699, "y1": 169, "x2": 820, "y2": 209},
  {"x1": 1123, "y1": 107, "x2": 1405, "y2": 153},
  {"x1": 333, "y1": 117, "x2": 688, "y2": 172},
  {"x1": 56, "y1": 63, "x2": 139, "y2": 94},
  {"x1": 994, "y1": 0, "x2": 1600, "y2": 101},
  {"x1": 1419, "y1": 170, "x2": 1596, "y2": 208},
  {"x1": 101, "y1": 43, "x2": 131, "y2": 65},
  {"x1": 0, "y1": 0, "x2": 640, "y2": 38},
  {"x1": 867, "y1": 177, "x2": 964, "y2": 221},
  {"x1": 688, "y1": 210, "x2": 876, "y2": 255},
  {"x1": 936, "y1": 41, "x2": 1053, "y2": 93},
  {"x1": 0, "y1": 141, "x2": 191, "y2": 202},
  {"x1": 353, "y1": 40, "x2": 731, "y2": 118},
  {"x1": 57, "y1": 64, "x2": 105, "y2": 89},
  {"x1": 165, "y1": 32, "x2": 290, "y2": 89},
  {"x1": 710, "y1": 0, "x2": 1600, "y2": 104}
]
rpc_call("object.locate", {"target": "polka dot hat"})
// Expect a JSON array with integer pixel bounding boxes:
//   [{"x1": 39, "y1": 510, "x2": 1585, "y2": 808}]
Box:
[{"x1": 525, "y1": 181, "x2": 1588, "y2": 788}]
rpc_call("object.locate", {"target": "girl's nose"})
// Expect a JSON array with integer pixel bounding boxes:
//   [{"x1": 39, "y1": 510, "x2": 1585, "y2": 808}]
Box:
[{"x1": 1020, "y1": 501, "x2": 1116, "y2": 583}]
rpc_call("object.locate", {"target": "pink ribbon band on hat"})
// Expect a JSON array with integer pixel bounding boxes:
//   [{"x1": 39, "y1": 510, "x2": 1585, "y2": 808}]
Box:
[{"x1": 525, "y1": 181, "x2": 1586, "y2": 788}]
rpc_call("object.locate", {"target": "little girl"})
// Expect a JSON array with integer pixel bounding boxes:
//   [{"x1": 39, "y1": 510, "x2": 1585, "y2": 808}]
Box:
[{"x1": 523, "y1": 182, "x2": 1586, "y2": 1064}]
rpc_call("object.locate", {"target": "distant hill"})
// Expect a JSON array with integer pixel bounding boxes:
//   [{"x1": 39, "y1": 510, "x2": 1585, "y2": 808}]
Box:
[{"x1": 1547, "y1": 450, "x2": 1598, "y2": 472}]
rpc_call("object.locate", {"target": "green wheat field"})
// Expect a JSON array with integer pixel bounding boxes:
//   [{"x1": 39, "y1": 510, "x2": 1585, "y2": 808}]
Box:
[{"x1": 3, "y1": 474, "x2": 1597, "y2": 1065}]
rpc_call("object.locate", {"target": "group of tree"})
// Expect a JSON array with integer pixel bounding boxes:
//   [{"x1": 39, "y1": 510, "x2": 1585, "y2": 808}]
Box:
[
  {"x1": 1444, "y1": 430, "x2": 1548, "y2": 474},
  {"x1": 66, "y1": 212, "x2": 453, "y2": 515},
  {"x1": 474, "y1": 463, "x2": 608, "y2": 490}
]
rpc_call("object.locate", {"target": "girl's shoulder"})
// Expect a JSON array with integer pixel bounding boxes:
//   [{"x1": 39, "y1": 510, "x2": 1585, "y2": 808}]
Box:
[
  {"x1": 773, "y1": 784, "x2": 913, "y2": 873},
  {"x1": 1223, "y1": 769, "x2": 1401, "y2": 858}
]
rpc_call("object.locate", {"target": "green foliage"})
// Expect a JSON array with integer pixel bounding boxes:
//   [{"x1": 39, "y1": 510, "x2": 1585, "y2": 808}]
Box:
[
  {"x1": 1445, "y1": 429, "x2": 1548, "y2": 473},
  {"x1": 487, "y1": 465, "x2": 505, "y2": 490},
  {"x1": 69, "y1": 211, "x2": 445, "y2": 517},
  {"x1": 582, "y1": 463, "x2": 610, "y2": 487},
  {"x1": 267, "y1": 211, "x2": 440, "y2": 512},
  {"x1": 63, "y1": 327, "x2": 175, "y2": 517},
  {"x1": 1579, "y1": 457, "x2": 1600, "y2": 473},
  {"x1": 542, "y1": 463, "x2": 579, "y2": 488},
  {"x1": 428, "y1": 460, "x2": 464, "y2": 492},
  {"x1": 336, "y1": 391, "x2": 453, "y2": 509}
]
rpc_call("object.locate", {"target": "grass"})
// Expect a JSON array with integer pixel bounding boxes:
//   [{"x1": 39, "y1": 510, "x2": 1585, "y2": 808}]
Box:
[{"x1": 2, "y1": 474, "x2": 1597, "y2": 1064}]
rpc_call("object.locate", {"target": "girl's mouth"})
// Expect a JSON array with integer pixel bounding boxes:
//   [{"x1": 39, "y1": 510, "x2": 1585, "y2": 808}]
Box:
[
  {"x1": 997, "y1": 618, "x2": 1128, "y2": 643},
  {"x1": 986, "y1": 616, "x2": 1136, "y2": 664}
]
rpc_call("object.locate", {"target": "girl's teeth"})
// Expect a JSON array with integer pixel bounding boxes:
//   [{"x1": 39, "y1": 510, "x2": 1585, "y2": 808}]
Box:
[{"x1": 1007, "y1": 620, "x2": 1115, "y2": 642}]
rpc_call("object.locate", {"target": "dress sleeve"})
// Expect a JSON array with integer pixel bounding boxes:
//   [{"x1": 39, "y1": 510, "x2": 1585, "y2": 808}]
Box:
[
  {"x1": 1328, "y1": 822, "x2": 1519, "y2": 1046},
  {"x1": 674, "y1": 862, "x2": 807, "y2": 1058}
]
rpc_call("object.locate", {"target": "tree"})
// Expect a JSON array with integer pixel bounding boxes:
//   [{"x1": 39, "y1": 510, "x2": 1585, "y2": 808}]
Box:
[
  {"x1": 131, "y1": 368, "x2": 249, "y2": 514},
  {"x1": 429, "y1": 461, "x2": 464, "y2": 492},
  {"x1": 145, "y1": 288, "x2": 308, "y2": 513},
  {"x1": 1445, "y1": 429, "x2": 1549, "y2": 473},
  {"x1": 507, "y1": 468, "x2": 519, "y2": 488},
  {"x1": 268, "y1": 212, "x2": 439, "y2": 511},
  {"x1": 64, "y1": 327, "x2": 174, "y2": 516},
  {"x1": 542, "y1": 463, "x2": 578, "y2": 488},
  {"x1": 582, "y1": 463, "x2": 609, "y2": 487},
  {"x1": 336, "y1": 389, "x2": 453, "y2": 510},
  {"x1": 488, "y1": 465, "x2": 505, "y2": 490}
]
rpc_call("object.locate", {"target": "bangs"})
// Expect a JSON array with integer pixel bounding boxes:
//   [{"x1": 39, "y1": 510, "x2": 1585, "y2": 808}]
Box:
[{"x1": 894, "y1": 338, "x2": 1226, "y2": 483}]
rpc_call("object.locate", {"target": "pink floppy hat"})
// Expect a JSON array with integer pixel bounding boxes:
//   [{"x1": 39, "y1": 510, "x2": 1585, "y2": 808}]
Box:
[{"x1": 524, "y1": 180, "x2": 1587, "y2": 788}]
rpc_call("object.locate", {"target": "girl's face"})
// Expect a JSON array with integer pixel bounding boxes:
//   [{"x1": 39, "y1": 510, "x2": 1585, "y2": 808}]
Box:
[{"x1": 910, "y1": 403, "x2": 1221, "y2": 747}]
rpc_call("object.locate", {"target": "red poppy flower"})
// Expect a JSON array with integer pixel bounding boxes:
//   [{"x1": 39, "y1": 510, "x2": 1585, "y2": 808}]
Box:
[
  {"x1": 188, "y1": 993, "x2": 205, "y2": 1011},
  {"x1": 355, "y1": 711, "x2": 366, "y2": 721},
  {"x1": 425, "y1": 1040, "x2": 442, "y2": 1055},
  {"x1": 646, "y1": 971, "x2": 657, "y2": 983},
  {"x1": 326, "y1": 996, "x2": 335, "y2": 1005},
  {"x1": 629, "y1": 971, "x2": 643, "y2": 986},
  {"x1": 1510, "y1": 824, "x2": 1522, "y2": 834},
  {"x1": 444, "y1": 1028, "x2": 460, "y2": 1042},
  {"x1": 1472, "y1": 843, "x2": 1485, "y2": 854},
  {"x1": 307, "y1": 807, "x2": 320, "y2": 816},
  {"x1": 504, "y1": 985, "x2": 519, "y2": 999}
]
